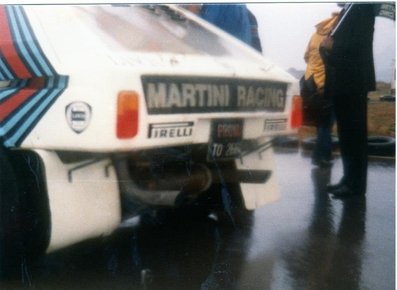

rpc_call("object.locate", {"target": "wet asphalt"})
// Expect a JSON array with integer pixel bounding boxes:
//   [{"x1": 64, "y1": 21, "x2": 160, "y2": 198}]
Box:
[{"x1": 1, "y1": 148, "x2": 395, "y2": 290}]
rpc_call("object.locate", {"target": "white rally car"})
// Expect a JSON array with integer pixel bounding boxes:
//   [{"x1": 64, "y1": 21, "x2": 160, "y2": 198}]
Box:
[{"x1": 0, "y1": 4, "x2": 301, "y2": 270}]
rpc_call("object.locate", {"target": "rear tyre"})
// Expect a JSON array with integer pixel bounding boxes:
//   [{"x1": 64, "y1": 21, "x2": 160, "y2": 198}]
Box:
[
  {"x1": 0, "y1": 148, "x2": 50, "y2": 279},
  {"x1": 0, "y1": 148, "x2": 24, "y2": 278}
]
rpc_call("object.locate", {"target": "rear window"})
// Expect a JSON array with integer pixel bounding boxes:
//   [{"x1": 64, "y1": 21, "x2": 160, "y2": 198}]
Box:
[{"x1": 73, "y1": 5, "x2": 259, "y2": 62}]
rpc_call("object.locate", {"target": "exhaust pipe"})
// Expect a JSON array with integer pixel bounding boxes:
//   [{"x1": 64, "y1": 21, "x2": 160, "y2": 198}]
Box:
[
  {"x1": 113, "y1": 158, "x2": 212, "y2": 206},
  {"x1": 113, "y1": 157, "x2": 271, "y2": 207},
  {"x1": 145, "y1": 163, "x2": 213, "y2": 194}
]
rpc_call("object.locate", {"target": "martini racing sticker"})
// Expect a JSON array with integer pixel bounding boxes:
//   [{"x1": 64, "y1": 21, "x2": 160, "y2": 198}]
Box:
[{"x1": 142, "y1": 76, "x2": 287, "y2": 114}]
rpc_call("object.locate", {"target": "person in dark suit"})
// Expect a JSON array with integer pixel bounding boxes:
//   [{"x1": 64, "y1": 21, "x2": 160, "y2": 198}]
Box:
[{"x1": 322, "y1": 4, "x2": 376, "y2": 197}]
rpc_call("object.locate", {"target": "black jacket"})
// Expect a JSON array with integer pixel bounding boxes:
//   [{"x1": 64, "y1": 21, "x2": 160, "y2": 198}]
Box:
[{"x1": 326, "y1": 4, "x2": 376, "y2": 96}]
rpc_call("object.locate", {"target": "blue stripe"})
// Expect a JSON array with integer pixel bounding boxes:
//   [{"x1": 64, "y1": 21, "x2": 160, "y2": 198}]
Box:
[
  {"x1": 6, "y1": 6, "x2": 41, "y2": 76},
  {"x1": 0, "y1": 78, "x2": 56, "y2": 134},
  {"x1": 0, "y1": 58, "x2": 14, "y2": 80},
  {"x1": 13, "y1": 6, "x2": 54, "y2": 76},
  {"x1": 2, "y1": 76, "x2": 67, "y2": 146},
  {"x1": 0, "y1": 79, "x2": 28, "y2": 101},
  {"x1": 0, "y1": 89, "x2": 48, "y2": 137},
  {"x1": 0, "y1": 5, "x2": 68, "y2": 147},
  {"x1": 4, "y1": 89, "x2": 63, "y2": 146}
]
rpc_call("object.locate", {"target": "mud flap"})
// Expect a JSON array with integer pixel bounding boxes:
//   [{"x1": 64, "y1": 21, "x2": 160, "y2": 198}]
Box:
[
  {"x1": 35, "y1": 150, "x2": 121, "y2": 253},
  {"x1": 235, "y1": 145, "x2": 280, "y2": 210}
]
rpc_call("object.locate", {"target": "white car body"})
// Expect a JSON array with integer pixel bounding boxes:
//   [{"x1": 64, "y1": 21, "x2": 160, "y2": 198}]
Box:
[{"x1": 0, "y1": 5, "x2": 301, "y2": 253}]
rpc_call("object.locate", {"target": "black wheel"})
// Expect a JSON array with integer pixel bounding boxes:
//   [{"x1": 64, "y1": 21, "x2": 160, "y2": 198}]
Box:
[
  {"x1": 0, "y1": 148, "x2": 50, "y2": 279},
  {"x1": 368, "y1": 136, "x2": 395, "y2": 157},
  {"x1": 0, "y1": 148, "x2": 24, "y2": 278}
]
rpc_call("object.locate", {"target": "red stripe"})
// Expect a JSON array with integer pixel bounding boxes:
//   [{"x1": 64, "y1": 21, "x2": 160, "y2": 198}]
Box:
[
  {"x1": 0, "y1": 78, "x2": 44, "y2": 122},
  {"x1": 0, "y1": 6, "x2": 31, "y2": 78}
]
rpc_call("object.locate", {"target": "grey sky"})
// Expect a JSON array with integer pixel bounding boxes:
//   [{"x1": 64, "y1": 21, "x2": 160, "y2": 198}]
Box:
[{"x1": 248, "y1": 3, "x2": 396, "y2": 82}]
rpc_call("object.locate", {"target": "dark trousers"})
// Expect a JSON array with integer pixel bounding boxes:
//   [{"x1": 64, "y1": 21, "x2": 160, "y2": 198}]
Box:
[
  {"x1": 333, "y1": 91, "x2": 368, "y2": 193},
  {"x1": 313, "y1": 113, "x2": 334, "y2": 162}
]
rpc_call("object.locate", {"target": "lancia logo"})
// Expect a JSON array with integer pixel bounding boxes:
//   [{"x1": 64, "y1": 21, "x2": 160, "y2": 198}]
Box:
[{"x1": 65, "y1": 102, "x2": 92, "y2": 134}]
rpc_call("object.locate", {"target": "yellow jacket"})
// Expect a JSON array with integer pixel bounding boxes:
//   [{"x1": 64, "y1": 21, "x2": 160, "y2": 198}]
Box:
[{"x1": 304, "y1": 13, "x2": 339, "y2": 89}]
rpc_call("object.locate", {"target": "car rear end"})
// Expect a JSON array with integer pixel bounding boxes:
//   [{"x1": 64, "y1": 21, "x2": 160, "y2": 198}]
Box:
[
  {"x1": 0, "y1": 4, "x2": 301, "y2": 253},
  {"x1": 19, "y1": 4, "x2": 300, "y2": 152}
]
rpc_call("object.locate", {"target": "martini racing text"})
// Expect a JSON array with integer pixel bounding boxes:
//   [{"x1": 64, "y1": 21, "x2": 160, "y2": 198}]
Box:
[{"x1": 142, "y1": 76, "x2": 287, "y2": 114}]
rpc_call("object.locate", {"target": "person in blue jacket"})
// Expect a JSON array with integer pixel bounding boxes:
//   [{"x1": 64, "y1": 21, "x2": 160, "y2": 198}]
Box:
[
  {"x1": 199, "y1": 4, "x2": 253, "y2": 46},
  {"x1": 247, "y1": 9, "x2": 263, "y2": 52}
]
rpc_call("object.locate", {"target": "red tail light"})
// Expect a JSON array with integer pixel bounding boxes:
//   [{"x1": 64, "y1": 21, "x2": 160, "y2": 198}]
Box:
[
  {"x1": 290, "y1": 95, "x2": 302, "y2": 129},
  {"x1": 117, "y1": 91, "x2": 139, "y2": 139}
]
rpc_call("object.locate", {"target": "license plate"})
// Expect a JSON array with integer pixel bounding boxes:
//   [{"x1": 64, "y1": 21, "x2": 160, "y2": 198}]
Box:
[{"x1": 208, "y1": 119, "x2": 243, "y2": 161}]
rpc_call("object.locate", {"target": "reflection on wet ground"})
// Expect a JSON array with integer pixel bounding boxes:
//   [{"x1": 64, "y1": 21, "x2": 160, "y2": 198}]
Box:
[
  {"x1": 1, "y1": 151, "x2": 395, "y2": 290},
  {"x1": 239, "y1": 151, "x2": 395, "y2": 290}
]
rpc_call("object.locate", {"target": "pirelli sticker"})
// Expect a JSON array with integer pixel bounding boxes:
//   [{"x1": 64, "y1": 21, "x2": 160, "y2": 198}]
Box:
[
  {"x1": 142, "y1": 76, "x2": 287, "y2": 114},
  {"x1": 264, "y1": 118, "x2": 287, "y2": 131},
  {"x1": 148, "y1": 122, "x2": 194, "y2": 139}
]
